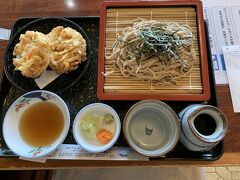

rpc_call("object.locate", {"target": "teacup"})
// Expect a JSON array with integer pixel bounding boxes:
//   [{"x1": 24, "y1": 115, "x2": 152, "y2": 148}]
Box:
[{"x1": 178, "y1": 104, "x2": 228, "y2": 151}]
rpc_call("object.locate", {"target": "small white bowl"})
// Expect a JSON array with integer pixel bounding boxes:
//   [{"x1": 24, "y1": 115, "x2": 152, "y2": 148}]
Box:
[
  {"x1": 2, "y1": 90, "x2": 70, "y2": 158},
  {"x1": 123, "y1": 100, "x2": 180, "y2": 157},
  {"x1": 73, "y1": 103, "x2": 121, "y2": 153}
]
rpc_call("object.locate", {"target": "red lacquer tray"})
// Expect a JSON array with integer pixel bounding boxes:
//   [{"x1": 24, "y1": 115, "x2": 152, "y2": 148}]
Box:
[{"x1": 97, "y1": 0, "x2": 210, "y2": 101}]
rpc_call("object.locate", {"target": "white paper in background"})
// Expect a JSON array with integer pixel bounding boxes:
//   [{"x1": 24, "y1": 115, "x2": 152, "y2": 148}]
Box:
[
  {"x1": 0, "y1": 28, "x2": 11, "y2": 40},
  {"x1": 222, "y1": 45, "x2": 240, "y2": 113},
  {"x1": 47, "y1": 144, "x2": 149, "y2": 161},
  {"x1": 18, "y1": 144, "x2": 149, "y2": 163},
  {"x1": 34, "y1": 70, "x2": 61, "y2": 89},
  {"x1": 201, "y1": 0, "x2": 240, "y2": 84}
]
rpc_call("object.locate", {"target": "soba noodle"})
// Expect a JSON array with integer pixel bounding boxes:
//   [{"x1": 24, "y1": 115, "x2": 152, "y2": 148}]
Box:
[{"x1": 106, "y1": 19, "x2": 196, "y2": 85}]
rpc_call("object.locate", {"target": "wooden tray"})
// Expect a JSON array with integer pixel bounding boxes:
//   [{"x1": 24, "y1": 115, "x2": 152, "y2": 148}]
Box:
[{"x1": 98, "y1": 0, "x2": 210, "y2": 101}]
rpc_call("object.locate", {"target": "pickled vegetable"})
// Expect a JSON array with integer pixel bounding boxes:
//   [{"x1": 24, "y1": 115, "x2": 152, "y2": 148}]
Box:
[
  {"x1": 103, "y1": 113, "x2": 114, "y2": 124},
  {"x1": 80, "y1": 114, "x2": 100, "y2": 139}
]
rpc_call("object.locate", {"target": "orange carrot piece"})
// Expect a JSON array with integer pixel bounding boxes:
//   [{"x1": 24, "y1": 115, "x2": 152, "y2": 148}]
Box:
[{"x1": 96, "y1": 128, "x2": 113, "y2": 145}]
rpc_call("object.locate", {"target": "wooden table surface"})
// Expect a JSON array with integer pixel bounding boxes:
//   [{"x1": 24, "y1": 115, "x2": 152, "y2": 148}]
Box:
[{"x1": 0, "y1": 0, "x2": 239, "y2": 169}]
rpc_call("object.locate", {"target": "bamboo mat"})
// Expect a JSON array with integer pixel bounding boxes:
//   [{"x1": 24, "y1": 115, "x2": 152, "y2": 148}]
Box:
[{"x1": 104, "y1": 7, "x2": 202, "y2": 94}]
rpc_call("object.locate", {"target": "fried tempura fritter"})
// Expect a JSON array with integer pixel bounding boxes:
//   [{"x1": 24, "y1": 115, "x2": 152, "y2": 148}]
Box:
[
  {"x1": 48, "y1": 26, "x2": 87, "y2": 73},
  {"x1": 13, "y1": 46, "x2": 50, "y2": 78},
  {"x1": 12, "y1": 26, "x2": 87, "y2": 78},
  {"x1": 13, "y1": 31, "x2": 50, "y2": 78}
]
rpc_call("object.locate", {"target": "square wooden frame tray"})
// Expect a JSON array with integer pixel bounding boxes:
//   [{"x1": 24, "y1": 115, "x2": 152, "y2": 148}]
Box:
[{"x1": 97, "y1": 0, "x2": 210, "y2": 101}]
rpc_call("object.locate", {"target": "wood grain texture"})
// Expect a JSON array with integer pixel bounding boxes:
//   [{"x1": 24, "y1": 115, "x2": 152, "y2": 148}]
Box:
[
  {"x1": 0, "y1": 0, "x2": 239, "y2": 168},
  {"x1": 216, "y1": 86, "x2": 240, "y2": 153}
]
